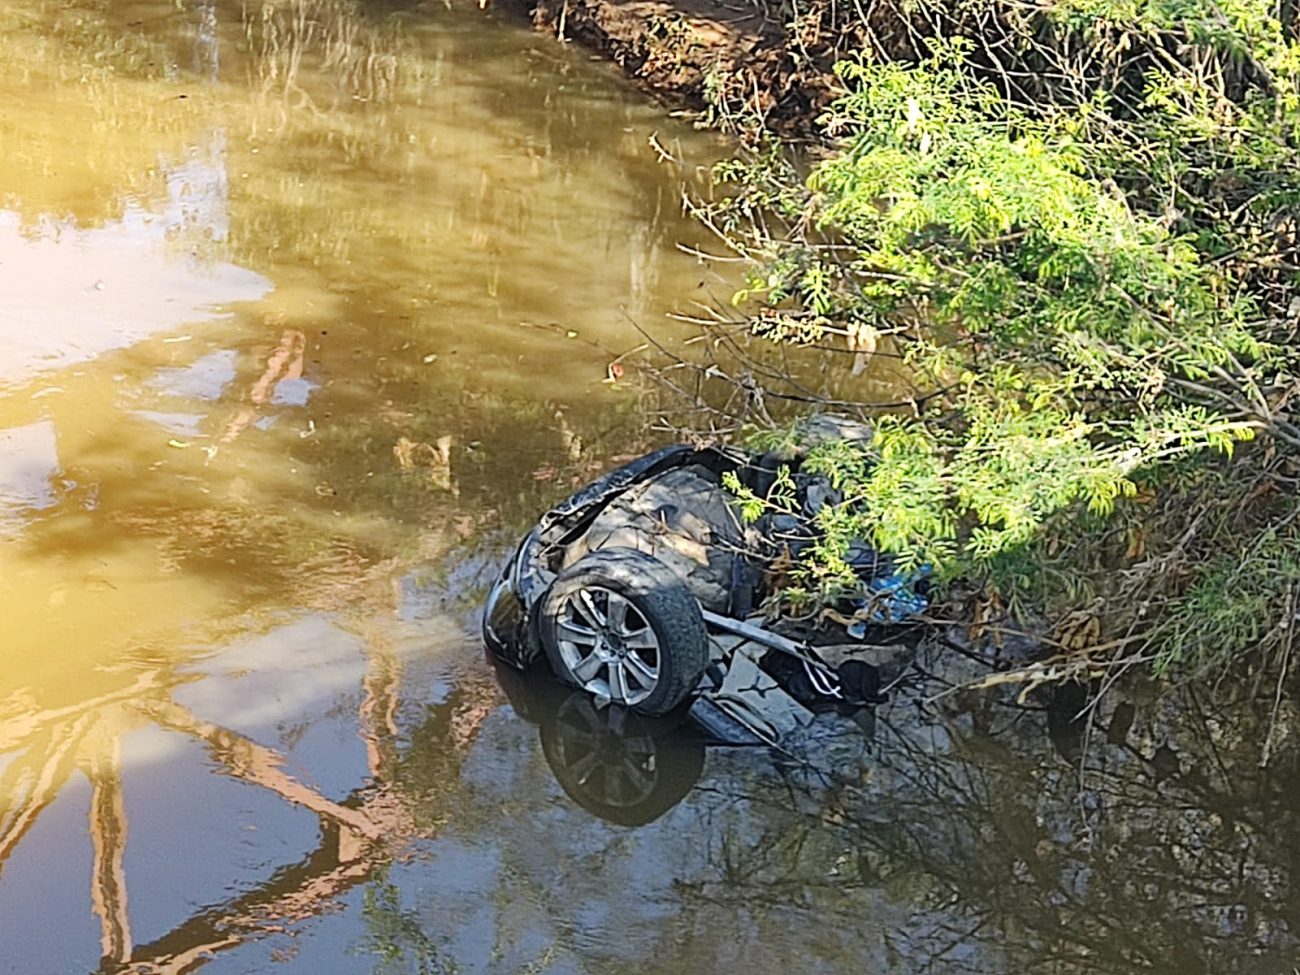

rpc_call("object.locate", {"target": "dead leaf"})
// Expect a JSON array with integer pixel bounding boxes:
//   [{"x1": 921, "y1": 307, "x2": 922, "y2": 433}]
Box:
[
  {"x1": 1124, "y1": 527, "x2": 1145, "y2": 560},
  {"x1": 1051, "y1": 598, "x2": 1104, "y2": 651}
]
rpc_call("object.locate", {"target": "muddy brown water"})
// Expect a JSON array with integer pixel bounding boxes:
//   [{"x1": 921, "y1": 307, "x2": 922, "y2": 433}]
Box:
[{"x1": 0, "y1": 2, "x2": 1297, "y2": 973}]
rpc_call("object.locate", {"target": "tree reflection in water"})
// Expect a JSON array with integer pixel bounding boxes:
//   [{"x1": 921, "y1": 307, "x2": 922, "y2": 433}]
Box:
[
  {"x1": 1, "y1": 608, "x2": 1296, "y2": 974},
  {"x1": 483, "y1": 656, "x2": 1299, "y2": 975},
  {"x1": 0, "y1": 632, "x2": 488, "y2": 974}
]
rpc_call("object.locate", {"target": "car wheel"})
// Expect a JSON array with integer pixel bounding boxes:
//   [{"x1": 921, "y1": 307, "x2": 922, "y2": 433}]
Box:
[{"x1": 539, "y1": 548, "x2": 708, "y2": 716}]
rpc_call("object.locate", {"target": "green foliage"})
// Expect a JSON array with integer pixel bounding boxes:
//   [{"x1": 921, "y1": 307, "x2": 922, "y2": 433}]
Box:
[
  {"x1": 730, "y1": 48, "x2": 1263, "y2": 576},
  {"x1": 1148, "y1": 520, "x2": 1300, "y2": 677},
  {"x1": 703, "y1": 4, "x2": 1300, "y2": 665}
]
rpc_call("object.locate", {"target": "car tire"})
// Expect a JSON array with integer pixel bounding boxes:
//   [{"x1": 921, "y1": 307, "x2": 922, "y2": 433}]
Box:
[{"x1": 538, "y1": 548, "x2": 708, "y2": 716}]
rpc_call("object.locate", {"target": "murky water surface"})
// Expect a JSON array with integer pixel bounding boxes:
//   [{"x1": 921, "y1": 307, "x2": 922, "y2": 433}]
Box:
[{"x1": 0, "y1": 3, "x2": 1296, "y2": 973}]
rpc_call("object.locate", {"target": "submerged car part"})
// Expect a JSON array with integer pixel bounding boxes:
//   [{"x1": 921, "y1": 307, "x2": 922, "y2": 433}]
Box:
[{"x1": 492, "y1": 653, "x2": 895, "y2": 827}]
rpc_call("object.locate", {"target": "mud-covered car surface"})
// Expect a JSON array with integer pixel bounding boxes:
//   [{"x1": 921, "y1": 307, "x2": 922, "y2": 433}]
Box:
[{"x1": 482, "y1": 422, "x2": 928, "y2": 745}]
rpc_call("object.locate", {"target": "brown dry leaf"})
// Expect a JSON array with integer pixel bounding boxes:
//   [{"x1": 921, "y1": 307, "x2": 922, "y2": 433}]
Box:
[
  {"x1": 1131, "y1": 482, "x2": 1158, "y2": 505},
  {"x1": 393, "y1": 437, "x2": 456, "y2": 494},
  {"x1": 1052, "y1": 599, "x2": 1104, "y2": 651},
  {"x1": 393, "y1": 437, "x2": 417, "y2": 471},
  {"x1": 819, "y1": 605, "x2": 857, "y2": 629},
  {"x1": 1124, "y1": 527, "x2": 1146, "y2": 561},
  {"x1": 762, "y1": 547, "x2": 797, "y2": 594},
  {"x1": 966, "y1": 590, "x2": 1005, "y2": 649}
]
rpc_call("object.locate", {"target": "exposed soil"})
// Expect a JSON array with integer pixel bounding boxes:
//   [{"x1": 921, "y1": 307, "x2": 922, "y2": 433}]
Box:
[{"x1": 512, "y1": 0, "x2": 840, "y2": 135}]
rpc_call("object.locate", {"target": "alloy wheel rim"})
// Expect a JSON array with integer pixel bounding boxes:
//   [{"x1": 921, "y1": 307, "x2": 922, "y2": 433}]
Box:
[{"x1": 554, "y1": 586, "x2": 660, "y2": 706}]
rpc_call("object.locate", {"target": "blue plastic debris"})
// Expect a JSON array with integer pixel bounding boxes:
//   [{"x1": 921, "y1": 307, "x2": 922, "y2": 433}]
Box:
[{"x1": 847, "y1": 566, "x2": 932, "y2": 635}]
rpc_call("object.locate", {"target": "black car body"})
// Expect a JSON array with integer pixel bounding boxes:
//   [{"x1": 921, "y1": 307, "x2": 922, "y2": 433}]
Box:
[{"x1": 483, "y1": 425, "x2": 927, "y2": 746}]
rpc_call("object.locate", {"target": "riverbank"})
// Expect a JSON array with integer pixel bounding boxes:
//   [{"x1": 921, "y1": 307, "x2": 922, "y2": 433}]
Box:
[
  {"x1": 505, "y1": 0, "x2": 840, "y2": 136},
  {"x1": 496, "y1": 0, "x2": 1300, "y2": 715}
]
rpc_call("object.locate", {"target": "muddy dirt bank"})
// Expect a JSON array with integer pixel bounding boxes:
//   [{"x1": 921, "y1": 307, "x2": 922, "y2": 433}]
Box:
[{"x1": 503, "y1": 0, "x2": 839, "y2": 135}]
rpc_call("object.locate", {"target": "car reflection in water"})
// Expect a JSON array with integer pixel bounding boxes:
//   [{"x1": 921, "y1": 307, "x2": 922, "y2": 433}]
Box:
[
  {"x1": 495, "y1": 663, "x2": 706, "y2": 827},
  {"x1": 491, "y1": 650, "x2": 911, "y2": 827}
]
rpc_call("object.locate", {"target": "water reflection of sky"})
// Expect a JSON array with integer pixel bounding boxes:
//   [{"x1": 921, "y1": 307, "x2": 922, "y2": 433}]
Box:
[
  {"x1": 0, "y1": 115, "x2": 266, "y2": 527},
  {"x1": 0, "y1": 205, "x2": 268, "y2": 535},
  {"x1": 150, "y1": 350, "x2": 238, "y2": 399},
  {"x1": 0, "y1": 207, "x2": 268, "y2": 390},
  {"x1": 0, "y1": 420, "x2": 59, "y2": 530}
]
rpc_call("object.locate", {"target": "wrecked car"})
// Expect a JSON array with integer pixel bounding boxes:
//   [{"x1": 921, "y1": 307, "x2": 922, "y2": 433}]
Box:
[{"x1": 482, "y1": 417, "x2": 928, "y2": 746}]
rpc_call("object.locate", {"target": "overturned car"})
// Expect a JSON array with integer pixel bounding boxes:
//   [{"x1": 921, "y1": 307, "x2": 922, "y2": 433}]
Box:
[{"x1": 482, "y1": 418, "x2": 928, "y2": 744}]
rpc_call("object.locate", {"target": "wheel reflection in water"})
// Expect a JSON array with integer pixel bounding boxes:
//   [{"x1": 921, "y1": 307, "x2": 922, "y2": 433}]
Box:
[{"x1": 540, "y1": 693, "x2": 704, "y2": 827}]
